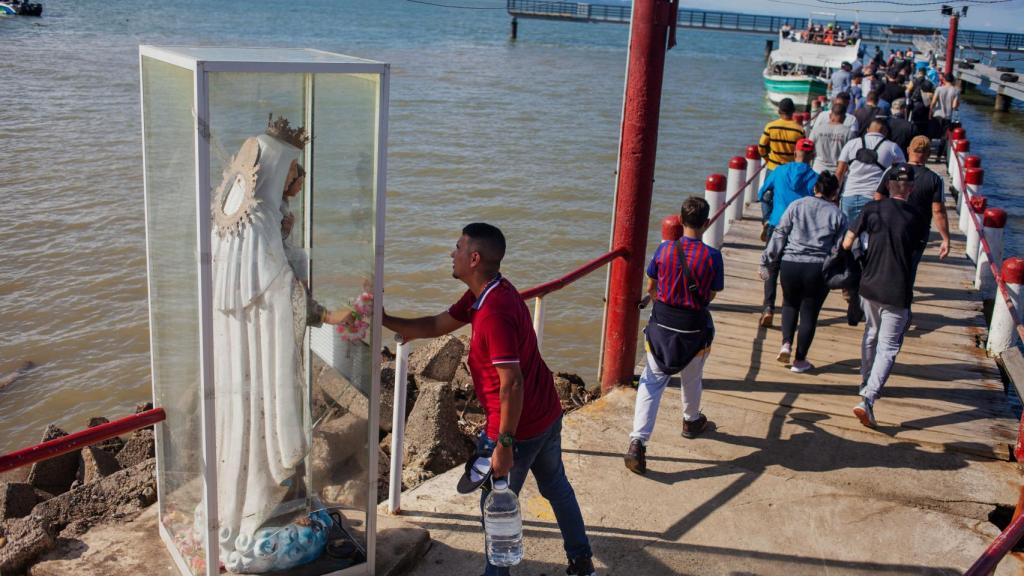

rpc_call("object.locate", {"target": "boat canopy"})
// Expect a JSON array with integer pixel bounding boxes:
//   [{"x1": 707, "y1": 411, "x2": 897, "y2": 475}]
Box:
[{"x1": 770, "y1": 38, "x2": 860, "y2": 70}]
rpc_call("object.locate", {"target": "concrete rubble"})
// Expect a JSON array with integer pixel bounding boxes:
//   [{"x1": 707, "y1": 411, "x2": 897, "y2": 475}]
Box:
[{"x1": 2, "y1": 341, "x2": 587, "y2": 575}]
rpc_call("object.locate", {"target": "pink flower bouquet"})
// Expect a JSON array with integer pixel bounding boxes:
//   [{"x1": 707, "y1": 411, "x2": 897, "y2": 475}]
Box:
[{"x1": 337, "y1": 291, "x2": 373, "y2": 342}]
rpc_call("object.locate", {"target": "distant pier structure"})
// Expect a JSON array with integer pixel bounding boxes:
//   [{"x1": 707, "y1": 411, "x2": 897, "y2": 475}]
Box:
[
  {"x1": 956, "y1": 61, "x2": 1024, "y2": 111},
  {"x1": 506, "y1": 0, "x2": 1024, "y2": 52}
]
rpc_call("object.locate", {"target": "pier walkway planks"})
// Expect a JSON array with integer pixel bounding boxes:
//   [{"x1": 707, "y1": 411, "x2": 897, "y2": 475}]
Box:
[
  {"x1": 396, "y1": 159, "x2": 1024, "y2": 575},
  {"x1": 704, "y1": 176, "x2": 1017, "y2": 461}
]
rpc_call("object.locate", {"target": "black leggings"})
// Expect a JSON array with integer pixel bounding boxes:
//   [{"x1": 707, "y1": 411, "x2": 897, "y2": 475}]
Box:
[{"x1": 780, "y1": 260, "x2": 829, "y2": 361}]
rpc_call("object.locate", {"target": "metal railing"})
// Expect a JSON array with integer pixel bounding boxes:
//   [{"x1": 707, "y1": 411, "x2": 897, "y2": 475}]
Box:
[
  {"x1": 0, "y1": 408, "x2": 166, "y2": 473},
  {"x1": 387, "y1": 247, "x2": 628, "y2": 513},
  {"x1": 506, "y1": 0, "x2": 1024, "y2": 50},
  {"x1": 950, "y1": 135, "x2": 1024, "y2": 344},
  {"x1": 949, "y1": 132, "x2": 1024, "y2": 574}
]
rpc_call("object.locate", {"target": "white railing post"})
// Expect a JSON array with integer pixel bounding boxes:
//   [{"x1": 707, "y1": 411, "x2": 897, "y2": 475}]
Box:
[
  {"x1": 388, "y1": 336, "x2": 411, "y2": 514},
  {"x1": 966, "y1": 195, "x2": 986, "y2": 263},
  {"x1": 533, "y1": 296, "x2": 545, "y2": 352},
  {"x1": 977, "y1": 208, "x2": 1006, "y2": 297},
  {"x1": 989, "y1": 258, "x2": 1024, "y2": 355},
  {"x1": 725, "y1": 156, "x2": 747, "y2": 231},
  {"x1": 953, "y1": 139, "x2": 971, "y2": 195},
  {"x1": 703, "y1": 174, "x2": 726, "y2": 250},
  {"x1": 744, "y1": 145, "x2": 761, "y2": 205},
  {"x1": 959, "y1": 166, "x2": 982, "y2": 234}
]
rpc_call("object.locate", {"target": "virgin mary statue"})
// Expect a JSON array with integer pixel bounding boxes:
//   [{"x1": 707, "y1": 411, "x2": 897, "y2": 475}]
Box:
[{"x1": 209, "y1": 116, "x2": 336, "y2": 573}]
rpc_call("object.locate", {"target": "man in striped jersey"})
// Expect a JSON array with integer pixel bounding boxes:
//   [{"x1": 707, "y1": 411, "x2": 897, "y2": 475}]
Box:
[
  {"x1": 758, "y1": 97, "x2": 805, "y2": 172},
  {"x1": 624, "y1": 197, "x2": 724, "y2": 475}
]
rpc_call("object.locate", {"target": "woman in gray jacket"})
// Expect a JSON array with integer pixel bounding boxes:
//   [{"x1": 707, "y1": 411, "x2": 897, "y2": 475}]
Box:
[{"x1": 761, "y1": 172, "x2": 847, "y2": 373}]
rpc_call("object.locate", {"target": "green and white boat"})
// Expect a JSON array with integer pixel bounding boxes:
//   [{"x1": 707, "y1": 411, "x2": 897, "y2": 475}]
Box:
[{"x1": 763, "y1": 15, "x2": 860, "y2": 109}]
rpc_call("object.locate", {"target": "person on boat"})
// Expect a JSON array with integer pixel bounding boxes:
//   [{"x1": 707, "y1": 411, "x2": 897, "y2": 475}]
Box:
[
  {"x1": 824, "y1": 24, "x2": 835, "y2": 46},
  {"x1": 382, "y1": 223, "x2": 597, "y2": 576},
  {"x1": 757, "y1": 138, "x2": 819, "y2": 328},
  {"x1": 843, "y1": 164, "x2": 926, "y2": 429},
  {"x1": 761, "y1": 171, "x2": 847, "y2": 373},
  {"x1": 811, "y1": 101, "x2": 854, "y2": 174},
  {"x1": 781, "y1": 22, "x2": 792, "y2": 39},
  {"x1": 625, "y1": 196, "x2": 723, "y2": 475}
]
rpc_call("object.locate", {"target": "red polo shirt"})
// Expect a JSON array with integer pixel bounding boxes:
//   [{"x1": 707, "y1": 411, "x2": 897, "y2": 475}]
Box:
[{"x1": 448, "y1": 275, "x2": 561, "y2": 441}]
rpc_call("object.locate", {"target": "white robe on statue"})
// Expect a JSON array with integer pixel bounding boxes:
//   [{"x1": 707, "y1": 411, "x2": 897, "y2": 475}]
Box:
[{"x1": 211, "y1": 134, "x2": 308, "y2": 568}]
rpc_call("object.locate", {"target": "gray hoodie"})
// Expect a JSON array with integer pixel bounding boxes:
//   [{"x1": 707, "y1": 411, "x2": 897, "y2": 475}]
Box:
[{"x1": 762, "y1": 195, "x2": 848, "y2": 267}]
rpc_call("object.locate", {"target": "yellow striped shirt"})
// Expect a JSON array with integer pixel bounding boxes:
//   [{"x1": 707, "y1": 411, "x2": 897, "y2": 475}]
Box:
[{"x1": 758, "y1": 118, "x2": 805, "y2": 170}]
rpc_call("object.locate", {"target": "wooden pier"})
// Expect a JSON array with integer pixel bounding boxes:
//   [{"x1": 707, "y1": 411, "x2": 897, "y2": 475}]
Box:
[
  {"x1": 703, "y1": 174, "x2": 1017, "y2": 461},
  {"x1": 394, "y1": 155, "x2": 1024, "y2": 574},
  {"x1": 956, "y1": 61, "x2": 1024, "y2": 111}
]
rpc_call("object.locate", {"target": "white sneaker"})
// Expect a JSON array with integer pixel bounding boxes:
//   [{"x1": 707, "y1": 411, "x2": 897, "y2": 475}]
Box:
[
  {"x1": 790, "y1": 360, "x2": 813, "y2": 373},
  {"x1": 853, "y1": 400, "x2": 877, "y2": 428},
  {"x1": 777, "y1": 343, "x2": 791, "y2": 364}
]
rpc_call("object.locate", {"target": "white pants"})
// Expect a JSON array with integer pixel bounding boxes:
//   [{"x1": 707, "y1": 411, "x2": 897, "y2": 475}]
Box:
[{"x1": 630, "y1": 348, "x2": 708, "y2": 443}]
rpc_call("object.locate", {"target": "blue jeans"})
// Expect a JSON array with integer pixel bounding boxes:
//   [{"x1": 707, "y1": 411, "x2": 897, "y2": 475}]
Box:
[
  {"x1": 841, "y1": 194, "x2": 871, "y2": 225},
  {"x1": 477, "y1": 416, "x2": 591, "y2": 575},
  {"x1": 859, "y1": 297, "x2": 910, "y2": 403}
]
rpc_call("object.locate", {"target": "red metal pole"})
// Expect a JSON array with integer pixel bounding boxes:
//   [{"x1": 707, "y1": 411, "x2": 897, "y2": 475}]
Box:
[
  {"x1": 0, "y1": 408, "x2": 166, "y2": 473},
  {"x1": 600, "y1": 0, "x2": 673, "y2": 393},
  {"x1": 944, "y1": 13, "x2": 959, "y2": 78}
]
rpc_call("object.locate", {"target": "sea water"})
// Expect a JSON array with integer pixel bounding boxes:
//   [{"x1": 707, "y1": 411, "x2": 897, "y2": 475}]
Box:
[
  {"x1": 1, "y1": 0, "x2": 1022, "y2": 452},
  {"x1": 483, "y1": 478, "x2": 523, "y2": 566}
]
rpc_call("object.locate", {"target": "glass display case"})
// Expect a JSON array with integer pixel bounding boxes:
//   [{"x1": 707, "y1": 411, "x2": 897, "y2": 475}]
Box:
[{"x1": 140, "y1": 46, "x2": 388, "y2": 576}]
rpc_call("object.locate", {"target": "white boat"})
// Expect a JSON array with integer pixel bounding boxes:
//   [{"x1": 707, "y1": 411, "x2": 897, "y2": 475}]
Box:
[
  {"x1": 0, "y1": 0, "x2": 42, "y2": 15},
  {"x1": 763, "y1": 14, "x2": 861, "y2": 109}
]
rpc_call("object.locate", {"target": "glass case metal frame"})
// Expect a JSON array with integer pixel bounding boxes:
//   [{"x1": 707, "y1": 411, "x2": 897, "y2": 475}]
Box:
[{"x1": 138, "y1": 45, "x2": 389, "y2": 576}]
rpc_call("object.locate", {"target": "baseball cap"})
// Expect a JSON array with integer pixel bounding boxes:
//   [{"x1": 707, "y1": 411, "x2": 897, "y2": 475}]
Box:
[
  {"x1": 909, "y1": 135, "x2": 931, "y2": 155},
  {"x1": 778, "y1": 98, "x2": 796, "y2": 114},
  {"x1": 795, "y1": 138, "x2": 815, "y2": 152},
  {"x1": 887, "y1": 163, "x2": 916, "y2": 182}
]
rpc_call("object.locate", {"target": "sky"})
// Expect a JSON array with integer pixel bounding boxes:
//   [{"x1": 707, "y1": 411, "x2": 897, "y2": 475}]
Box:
[{"x1": 683, "y1": 0, "x2": 1024, "y2": 34}]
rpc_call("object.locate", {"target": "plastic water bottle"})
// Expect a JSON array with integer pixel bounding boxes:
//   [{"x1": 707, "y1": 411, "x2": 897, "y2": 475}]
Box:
[{"x1": 483, "y1": 477, "x2": 523, "y2": 566}]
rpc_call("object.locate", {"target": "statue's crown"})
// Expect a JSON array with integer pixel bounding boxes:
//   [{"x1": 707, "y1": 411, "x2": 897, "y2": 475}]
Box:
[{"x1": 265, "y1": 113, "x2": 309, "y2": 149}]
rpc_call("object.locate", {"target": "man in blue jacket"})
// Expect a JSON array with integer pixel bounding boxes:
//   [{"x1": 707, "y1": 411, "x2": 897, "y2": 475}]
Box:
[{"x1": 757, "y1": 138, "x2": 819, "y2": 327}]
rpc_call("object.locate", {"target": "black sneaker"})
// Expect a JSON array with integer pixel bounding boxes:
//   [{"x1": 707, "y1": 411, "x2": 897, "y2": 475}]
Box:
[
  {"x1": 623, "y1": 439, "x2": 646, "y2": 475},
  {"x1": 567, "y1": 556, "x2": 597, "y2": 576},
  {"x1": 682, "y1": 414, "x2": 708, "y2": 439}
]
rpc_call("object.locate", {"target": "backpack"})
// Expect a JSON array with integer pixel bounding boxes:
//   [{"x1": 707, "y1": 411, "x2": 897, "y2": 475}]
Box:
[{"x1": 853, "y1": 135, "x2": 887, "y2": 171}]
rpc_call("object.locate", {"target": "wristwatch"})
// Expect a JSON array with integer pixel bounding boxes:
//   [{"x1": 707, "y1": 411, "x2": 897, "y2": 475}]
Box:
[{"x1": 497, "y1": 432, "x2": 516, "y2": 448}]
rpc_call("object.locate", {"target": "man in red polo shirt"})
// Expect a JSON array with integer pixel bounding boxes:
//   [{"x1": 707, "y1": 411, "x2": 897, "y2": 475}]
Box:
[{"x1": 383, "y1": 223, "x2": 596, "y2": 576}]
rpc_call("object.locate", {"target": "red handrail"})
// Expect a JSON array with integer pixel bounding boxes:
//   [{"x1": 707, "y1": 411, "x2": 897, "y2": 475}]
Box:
[
  {"x1": 520, "y1": 247, "x2": 628, "y2": 300},
  {"x1": 706, "y1": 162, "x2": 767, "y2": 227},
  {"x1": 964, "y1": 513, "x2": 1024, "y2": 576},
  {"x1": 0, "y1": 408, "x2": 166, "y2": 473},
  {"x1": 952, "y1": 139, "x2": 1024, "y2": 343}
]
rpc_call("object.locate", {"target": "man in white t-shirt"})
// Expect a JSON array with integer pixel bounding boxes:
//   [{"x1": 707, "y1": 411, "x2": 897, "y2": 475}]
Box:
[{"x1": 835, "y1": 117, "x2": 906, "y2": 224}]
